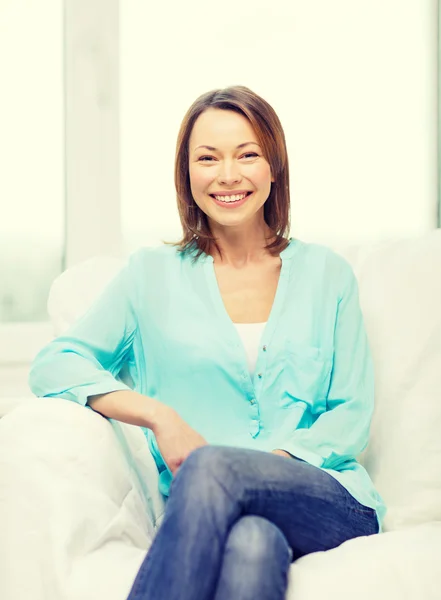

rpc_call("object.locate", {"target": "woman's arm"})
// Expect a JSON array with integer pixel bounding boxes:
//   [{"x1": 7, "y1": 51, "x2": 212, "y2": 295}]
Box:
[
  {"x1": 88, "y1": 390, "x2": 208, "y2": 475},
  {"x1": 88, "y1": 390, "x2": 165, "y2": 430},
  {"x1": 272, "y1": 262, "x2": 375, "y2": 470},
  {"x1": 28, "y1": 250, "x2": 208, "y2": 473},
  {"x1": 29, "y1": 256, "x2": 138, "y2": 407}
]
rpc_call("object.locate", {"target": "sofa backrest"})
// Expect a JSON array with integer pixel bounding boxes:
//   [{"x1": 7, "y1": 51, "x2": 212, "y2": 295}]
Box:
[{"x1": 333, "y1": 230, "x2": 441, "y2": 531}]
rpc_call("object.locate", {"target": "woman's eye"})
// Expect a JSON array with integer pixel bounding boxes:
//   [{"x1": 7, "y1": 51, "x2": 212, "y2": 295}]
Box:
[{"x1": 198, "y1": 153, "x2": 258, "y2": 162}]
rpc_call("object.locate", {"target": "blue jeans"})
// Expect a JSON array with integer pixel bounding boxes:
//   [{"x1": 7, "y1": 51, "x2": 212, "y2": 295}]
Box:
[{"x1": 127, "y1": 445, "x2": 379, "y2": 600}]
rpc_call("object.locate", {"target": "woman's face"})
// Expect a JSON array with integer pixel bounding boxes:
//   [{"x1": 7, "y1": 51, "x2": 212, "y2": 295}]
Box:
[{"x1": 188, "y1": 108, "x2": 274, "y2": 230}]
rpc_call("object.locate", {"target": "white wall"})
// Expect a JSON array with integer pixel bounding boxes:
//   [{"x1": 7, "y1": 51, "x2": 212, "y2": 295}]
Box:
[{"x1": 120, "y1": 0, "x2": 438, "y2": 251}]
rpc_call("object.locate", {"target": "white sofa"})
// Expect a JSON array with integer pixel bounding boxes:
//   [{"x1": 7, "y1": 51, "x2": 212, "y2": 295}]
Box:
[{"x1": 1, "y1": 230, "x2": 441, "y2": 600}]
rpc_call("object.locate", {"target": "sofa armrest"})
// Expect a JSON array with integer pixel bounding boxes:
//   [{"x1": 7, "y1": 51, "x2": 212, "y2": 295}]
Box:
[
  {"x1": 0, "y1": 396, "x2": 37, "y2": 418},
  {"x1": 0, "y1": 397, "x2": 165, "y2": 600}
]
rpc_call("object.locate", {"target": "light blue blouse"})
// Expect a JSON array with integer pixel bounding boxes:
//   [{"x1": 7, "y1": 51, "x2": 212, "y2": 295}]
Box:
[{"x1": 28, "y1": 237, "x2": 387, "y2": 532}]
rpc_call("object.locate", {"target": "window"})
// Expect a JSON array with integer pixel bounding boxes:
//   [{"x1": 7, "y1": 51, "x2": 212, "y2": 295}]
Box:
[
  {"x1": 0, "y1": 1, "x2": 64, "y2": 325},
  {"x1": 0, "y1": 0, "x2": 64, "y2": 366},
  {"x1": 0, "y1": 0, "x2": 121, "y2": 366}
]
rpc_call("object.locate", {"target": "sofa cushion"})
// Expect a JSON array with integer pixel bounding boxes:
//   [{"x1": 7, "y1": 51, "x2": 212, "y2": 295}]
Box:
[{"x1": 47, "y1": 256, "x2": 126, "y2": 337}]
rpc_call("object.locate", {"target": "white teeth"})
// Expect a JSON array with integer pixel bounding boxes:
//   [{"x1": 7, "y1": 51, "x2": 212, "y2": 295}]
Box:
[{"x1": 214, "y1": 193, "x2": 248, "y2": 203}]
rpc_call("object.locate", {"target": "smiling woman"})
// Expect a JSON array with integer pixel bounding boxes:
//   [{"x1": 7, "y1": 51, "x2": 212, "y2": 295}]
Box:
[
  {"x1": 116, "y1": 86, "x2": 384, "y2": 599},
  {"x1": 28, "y1": 83, "x2": 385, "y2": 600},
  {"x1": 169, "y1": 86, "x2": 291, "y2": 263}
]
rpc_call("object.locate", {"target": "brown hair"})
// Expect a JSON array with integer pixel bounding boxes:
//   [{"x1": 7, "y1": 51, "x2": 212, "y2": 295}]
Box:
[{"x1": 163, "y1": 85, "x2": 291, "y2": 262}]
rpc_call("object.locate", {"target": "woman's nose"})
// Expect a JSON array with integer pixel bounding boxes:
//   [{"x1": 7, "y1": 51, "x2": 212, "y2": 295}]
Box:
[{"x1": 217, "y1": 162, "x2": 241, "y2": 185}]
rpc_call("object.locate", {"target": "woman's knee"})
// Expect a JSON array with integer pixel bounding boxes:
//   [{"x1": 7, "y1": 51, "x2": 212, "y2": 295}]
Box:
[
  {"x1": 226, "y1": 515, "x2": 292, "y2": 564},
  {"x1": 169, "y1": 445, "x2": 233, "y2": 499}
]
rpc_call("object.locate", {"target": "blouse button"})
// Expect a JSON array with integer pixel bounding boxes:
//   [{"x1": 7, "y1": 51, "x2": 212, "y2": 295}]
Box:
[
  {"x1": 257, "y1": 373, "x2": 262, "y2": 379},
  {"x1": 262, "y1": 345, "x2": 267, "y2": 352}
]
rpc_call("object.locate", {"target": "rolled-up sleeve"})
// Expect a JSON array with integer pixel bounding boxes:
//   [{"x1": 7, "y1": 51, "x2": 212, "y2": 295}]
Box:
[
  {"x1": 28, "y1": 257, "x2": 137, "y2": 407},
  {"x1": 276, "y1": 262, "x2": 375, "y2": 470}
]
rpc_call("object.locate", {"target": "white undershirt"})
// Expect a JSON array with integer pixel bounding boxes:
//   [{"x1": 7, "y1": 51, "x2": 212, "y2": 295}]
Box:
[{"x1": 233, "y1": 322, "x2": 267, "y2": 378}]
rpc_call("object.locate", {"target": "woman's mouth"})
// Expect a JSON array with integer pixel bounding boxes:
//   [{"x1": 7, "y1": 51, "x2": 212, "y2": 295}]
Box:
[{"x1": 210, "y1": 191, "x2": 253, "y2": 208}]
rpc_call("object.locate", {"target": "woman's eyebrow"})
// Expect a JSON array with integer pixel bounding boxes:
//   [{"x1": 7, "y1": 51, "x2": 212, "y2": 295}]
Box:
[{"x1": 194, "y1": 142, "x2": 261, "y2": 152}]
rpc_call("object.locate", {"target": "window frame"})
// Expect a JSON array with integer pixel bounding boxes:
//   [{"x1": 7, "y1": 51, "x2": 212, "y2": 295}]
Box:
[{"x1": 0, "y1": 0, "x2": 121, "y2": 368}]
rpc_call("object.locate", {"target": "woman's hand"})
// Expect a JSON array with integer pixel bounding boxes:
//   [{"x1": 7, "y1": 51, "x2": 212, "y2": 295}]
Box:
[
  {"x1": 152, "y1": 405, "x2": 208, "y2": 475},
  {"x1": 271, "y1": 449, "x2": 293, "y2": 459}
]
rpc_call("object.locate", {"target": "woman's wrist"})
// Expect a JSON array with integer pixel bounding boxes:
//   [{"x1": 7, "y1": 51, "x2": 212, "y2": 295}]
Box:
[{"x1": 147, "y1": 400, "x2": 175, "y2": 433}]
